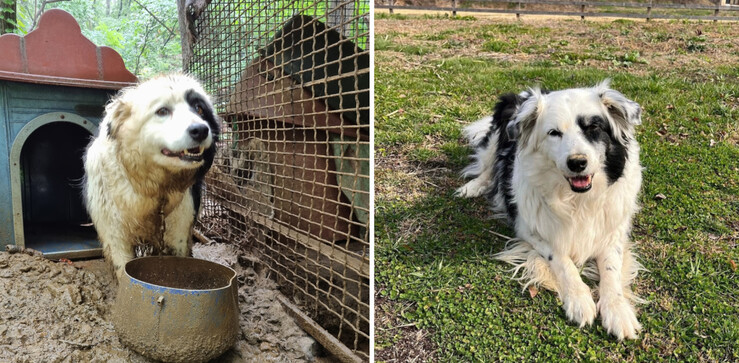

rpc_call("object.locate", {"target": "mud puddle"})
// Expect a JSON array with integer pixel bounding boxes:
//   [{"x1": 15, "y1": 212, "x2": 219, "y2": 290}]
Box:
[{"x1": 0, "y1": 243, "x2": 333, "y2": 362}]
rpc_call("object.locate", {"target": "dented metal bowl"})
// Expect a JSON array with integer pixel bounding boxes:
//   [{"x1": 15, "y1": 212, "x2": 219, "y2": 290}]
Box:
[{"x1": 112, "y1": 256, "x2": 240, "y2": 363}]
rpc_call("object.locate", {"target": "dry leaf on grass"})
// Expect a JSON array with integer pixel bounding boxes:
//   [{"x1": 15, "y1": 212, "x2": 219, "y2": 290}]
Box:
[{"x1": 528, "y1": 285, "x2": 538, "y2": 299}]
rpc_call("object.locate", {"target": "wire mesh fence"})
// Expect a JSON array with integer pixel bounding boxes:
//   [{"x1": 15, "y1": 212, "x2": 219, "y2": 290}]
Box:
[{"x1": 181, "y1": 0, "x2": 370, "y2": 360}]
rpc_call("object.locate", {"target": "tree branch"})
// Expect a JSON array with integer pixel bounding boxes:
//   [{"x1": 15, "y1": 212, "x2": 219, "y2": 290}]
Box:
[
  {"x1": 131, "y1": 0, "x2": 175, "y2": 39},
  {"x1": 133, "y1": 20, "x2": 153, "y2": 75},
  {"x1": 31, "y1": 0, "x2": 69, "y2": 30}
]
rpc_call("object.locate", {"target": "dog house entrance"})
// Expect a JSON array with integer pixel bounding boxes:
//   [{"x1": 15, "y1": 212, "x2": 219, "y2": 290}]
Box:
[{"x1": 13, "y1": 117, "x2": 101, "y2": 259}]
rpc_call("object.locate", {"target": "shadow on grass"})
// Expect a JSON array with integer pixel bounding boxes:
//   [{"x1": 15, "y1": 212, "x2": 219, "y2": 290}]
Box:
[{"x1": 375, "y1": 153, "x2": 738, "y2": 361}]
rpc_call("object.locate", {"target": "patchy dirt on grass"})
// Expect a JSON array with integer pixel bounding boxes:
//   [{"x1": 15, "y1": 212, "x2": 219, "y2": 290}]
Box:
[
  {"x1": 375, "y1": 15, "x2": 739, "y2": 205},
  {"x1": 375, "y1": 152, "x2": 455, "y2": 203},
  {"x1": 374, "y1": 290, "x2": 438, "y2": 363},
  {"x1": 0, "y1": 243, "x2": 331, "y2": 363},
  {"x1": 376, "y1": 16, "x2": 739, "y2": 77}
]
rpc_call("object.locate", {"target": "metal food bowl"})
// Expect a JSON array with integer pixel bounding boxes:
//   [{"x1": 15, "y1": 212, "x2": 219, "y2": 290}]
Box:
[{"x1": 112, "y1": 256, "x2": 240, "y2": 363}]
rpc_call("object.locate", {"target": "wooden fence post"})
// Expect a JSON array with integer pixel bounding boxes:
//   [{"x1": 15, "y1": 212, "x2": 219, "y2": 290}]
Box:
[
  {"x1": 389, "y1": 0, "x2": 394, "y2": 14},
  {"x1": 516, "y1": 1, "x2": 521, "y2": 21},
  {"x1": 714, "y1": 0, "x2": 720, "y2": 22},
  {"x1": 452, "y1": 0, "x2": 457, "y2": 17},
  {"x1": 581, "y1": 4, "x2": 585, "y2": 20},
  {"x1": 647, "y1": 0, "x2": 652, "y2": 21}
]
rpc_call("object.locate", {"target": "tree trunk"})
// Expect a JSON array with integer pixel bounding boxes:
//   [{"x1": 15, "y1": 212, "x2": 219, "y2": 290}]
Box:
[
  {"x1": 1, "y1": 0, "x2": 17, "y2": 34},
  {"x1": 177, "y1": 0, "x2": 194, "y2": 71}
]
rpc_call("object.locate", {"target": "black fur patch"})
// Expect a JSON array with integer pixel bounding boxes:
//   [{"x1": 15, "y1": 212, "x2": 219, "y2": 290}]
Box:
[
  {"x1": 186, "y1": 89, "x2": 220, "y2": 215},
  {"x1": 479, "y1": 93, "x2": 524, "y2": 150},
  {"x1": 484, "y1": 93, "x2": 531, "y2": 223},
  {"x1": 576, "y1": 115, "x2": 628, "y2": 184}
]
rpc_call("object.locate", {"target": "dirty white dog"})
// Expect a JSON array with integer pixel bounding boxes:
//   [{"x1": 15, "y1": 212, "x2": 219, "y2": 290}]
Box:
[
  {"x1": 457, "y1": 80, "x2": 644, "y2": 339},
  {"x1": 84, "y1": 74, "x2": 219, "y2": 279}
]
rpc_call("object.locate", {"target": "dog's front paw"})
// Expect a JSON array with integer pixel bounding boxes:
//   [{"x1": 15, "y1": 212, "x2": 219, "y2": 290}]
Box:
[
  {"x1": 562, "y1": 287, "x2": 597, "y2": 328},
  {"x1": 455, "y1": 178, "x2": 489, "y2": 198},
  {"x1": 598, "y1": 295, "x2": 641, "y2": 340}
]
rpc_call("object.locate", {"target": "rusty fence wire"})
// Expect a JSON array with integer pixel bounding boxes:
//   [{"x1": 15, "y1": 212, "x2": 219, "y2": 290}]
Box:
[{"x1": 182, "y1": 0, "x2": 370, "y2": 360}]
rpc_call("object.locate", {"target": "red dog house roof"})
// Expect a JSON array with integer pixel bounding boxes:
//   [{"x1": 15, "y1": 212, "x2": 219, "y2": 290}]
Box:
[{"x1": 0, "y1": 9, "x2": 137, "y2": 89}]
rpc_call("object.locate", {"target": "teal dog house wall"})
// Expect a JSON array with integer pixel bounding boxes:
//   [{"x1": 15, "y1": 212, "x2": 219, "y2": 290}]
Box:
[{"x1": 0, "y1": 9, "x2": 137, "y2": 258}]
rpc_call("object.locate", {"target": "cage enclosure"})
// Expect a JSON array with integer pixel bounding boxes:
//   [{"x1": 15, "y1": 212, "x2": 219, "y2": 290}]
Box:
[{"x1": 178, "y1": 0, "x2": 370, "y2": 361}]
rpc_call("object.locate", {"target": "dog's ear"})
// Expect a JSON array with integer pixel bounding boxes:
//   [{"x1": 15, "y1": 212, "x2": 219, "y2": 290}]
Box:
[
  {"x1": 506, "y1": 88, "x2": 544, "y2": 147},
  {"x1": 595, "y1": 79, "x2": 642, "y2": 130},
  {"x1": 105, "y1": 98, "x2": 131, "y2": 140}
]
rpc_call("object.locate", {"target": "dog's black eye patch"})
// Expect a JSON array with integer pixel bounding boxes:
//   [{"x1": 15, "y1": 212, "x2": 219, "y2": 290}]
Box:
[
  {"x1": 185, "y1": 89, "x2": 220, "y2": 146},
  {"x1": 577, "y1": 115, "x2": 607, "y2": 142},
  {"x1": 577, "y1": 115, "x2": 628, "y2": 184},
  {"x1": 185, "y1": 89, "x2": 220, "y2": 138},
  {"x1": 185, "y1": 90, "x2": 214, "y2": 121}
]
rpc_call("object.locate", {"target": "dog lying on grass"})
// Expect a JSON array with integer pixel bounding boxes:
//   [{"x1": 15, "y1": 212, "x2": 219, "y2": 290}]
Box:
[
  {"x1": 458, "y1": 80, "x2": 644, "y2": 339},
  {"x1": 84, "y1": 74, "x2": 219, "y2": 279}
]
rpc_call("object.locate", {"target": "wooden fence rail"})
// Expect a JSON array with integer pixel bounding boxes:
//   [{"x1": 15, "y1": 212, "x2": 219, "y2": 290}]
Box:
[{"x1": 376, "y1": 0, "x2": 739, "y2": 21}]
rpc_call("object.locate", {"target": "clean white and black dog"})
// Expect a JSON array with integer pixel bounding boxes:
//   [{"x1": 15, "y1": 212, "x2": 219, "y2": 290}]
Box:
[
  {"x1": 84, "y1": 74, "x2": 219, "y2": 279},
  {"x1": 457, "y1": 80, "x2": 644, "y2": 339}
]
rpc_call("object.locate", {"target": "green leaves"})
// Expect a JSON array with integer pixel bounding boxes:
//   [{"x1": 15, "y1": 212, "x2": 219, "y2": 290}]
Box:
[{"x1": 25, "y1": 0, "x2": 184, "y2": 77}]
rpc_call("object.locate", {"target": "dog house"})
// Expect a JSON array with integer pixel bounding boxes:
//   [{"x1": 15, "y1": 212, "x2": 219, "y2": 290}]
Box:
[{"x1": 0, "y1": 9, "x2": 137, "y2": 258}]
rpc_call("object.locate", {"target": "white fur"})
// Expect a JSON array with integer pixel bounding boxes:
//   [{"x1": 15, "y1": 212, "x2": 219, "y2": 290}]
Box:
[
  {"x1": 84, "y1": 74, "x2": 214, "y2": 279},
  {"x1": 459, "y1": 81, "x2": 645, "y2": 340},
  {"x1": 456, "y1": 116, "x2": 497, "y2": 198}
]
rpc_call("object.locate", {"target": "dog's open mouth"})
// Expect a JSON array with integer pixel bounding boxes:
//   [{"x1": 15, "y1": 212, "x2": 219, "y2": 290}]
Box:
[
  {"x1": 162, "y1": 146, "x2": 205, "y2": 162},
  {"x1": 567, "y1": 174, "x2": 593, "y2": 193}
]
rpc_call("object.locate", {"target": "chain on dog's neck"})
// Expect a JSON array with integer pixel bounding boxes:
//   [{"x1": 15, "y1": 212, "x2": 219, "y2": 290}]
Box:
[{"x1": 157, "y1": 200, "x2": 166, "y2": 253}]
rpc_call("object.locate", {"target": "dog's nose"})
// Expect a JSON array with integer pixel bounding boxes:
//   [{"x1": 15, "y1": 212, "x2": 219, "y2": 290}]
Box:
[
  {"x1": 567, "y1": 155, "x2": 588, "y2": 173},
  {"x1": 187, "y1": 123, "x2": 209, "y2": 142}
]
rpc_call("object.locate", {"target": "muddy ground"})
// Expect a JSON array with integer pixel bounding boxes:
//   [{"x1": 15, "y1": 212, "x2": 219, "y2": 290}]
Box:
[{"x1": 0, "y1": 242, "x2": 333, "y2": 362}]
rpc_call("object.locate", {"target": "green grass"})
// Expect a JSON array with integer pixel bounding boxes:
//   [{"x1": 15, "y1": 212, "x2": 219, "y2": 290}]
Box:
[{"x1": 375, "y1": 16, "x2": 739, "y2": 362}]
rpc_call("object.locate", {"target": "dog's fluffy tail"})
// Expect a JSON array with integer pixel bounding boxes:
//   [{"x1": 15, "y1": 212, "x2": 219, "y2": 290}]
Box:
[
  {"x1": 494, "y1": 239, "x2": 559, "y2": 292},
  {"x1": 456, "y1": 116, "x2": 499, "y2": 198},
  {"x1": 463, "y1": 115, "x2": 493, "y2": 148},
  {"x1": 495, "y1": 240, "x2": 646, "y2": 304},
  {"x1": 460, "y1": 116, "x2": 497, "y2": 179}
]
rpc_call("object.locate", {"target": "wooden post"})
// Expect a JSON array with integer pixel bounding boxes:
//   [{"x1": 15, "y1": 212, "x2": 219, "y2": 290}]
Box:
[
  {"x1": 580, "y1": 4, "x2": 585, "y2": 20},
  {"x1": 389, "y1": 0, "x2": 394, "y2": 14},
  {"x1": 646, "y1": 0, "x2": 652, "y2": 21},
  {"x1": 714, "y1": 0, "x2": 720, "y2": 22},
  {"x1": 516, "y1": 1, "x2": 521, "y2": 21},
  {"x1": 452, "y1": 0, "x2": 457, "y2": 17}
]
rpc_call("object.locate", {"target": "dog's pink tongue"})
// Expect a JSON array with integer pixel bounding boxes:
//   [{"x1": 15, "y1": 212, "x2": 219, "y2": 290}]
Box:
[{"x1": 570, "y1": 176, "x2": 591, "y2": 188}]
